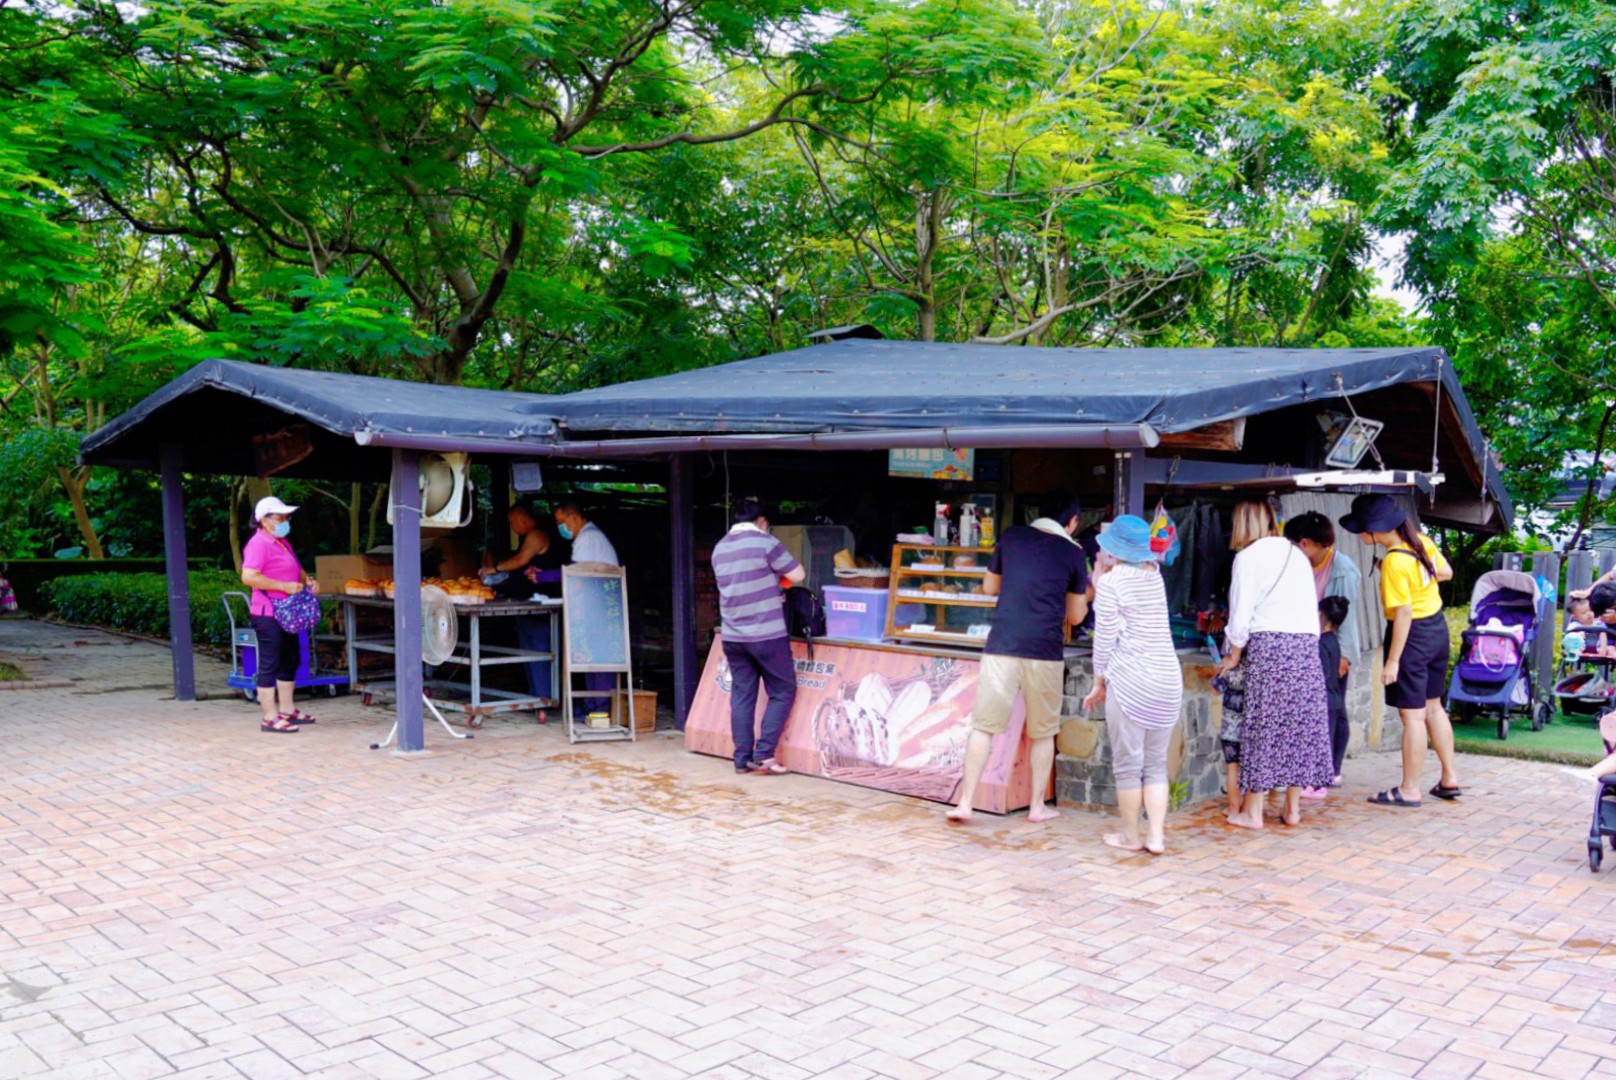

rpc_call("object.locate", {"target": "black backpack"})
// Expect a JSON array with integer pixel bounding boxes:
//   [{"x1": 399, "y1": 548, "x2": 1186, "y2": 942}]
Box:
[{"x1": 784, "y1": 586, "x2": 826, "y2": 656}]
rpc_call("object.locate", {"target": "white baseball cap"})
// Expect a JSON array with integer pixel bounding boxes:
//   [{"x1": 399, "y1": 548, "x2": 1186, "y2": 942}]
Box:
[{"x1": 254, "y1": 496, "x2": 300, "y2": 520}]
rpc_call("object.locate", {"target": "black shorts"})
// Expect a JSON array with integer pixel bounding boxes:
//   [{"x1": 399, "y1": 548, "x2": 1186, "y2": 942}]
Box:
[
  {"x1": 1384, "y1": 612, "x2": 1450, "y2": 710},
  {"x1": 1221, "y1": 738, "x2": 1241, "y2": 764}
]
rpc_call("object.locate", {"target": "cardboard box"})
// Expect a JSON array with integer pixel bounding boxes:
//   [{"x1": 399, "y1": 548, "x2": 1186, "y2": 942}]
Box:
[
  {"x1": 314, "y1": 554, "x2": 392, "y2": 594},
  {"x1": 613, "y1": 689, "x2": 658, "y2": 734}
]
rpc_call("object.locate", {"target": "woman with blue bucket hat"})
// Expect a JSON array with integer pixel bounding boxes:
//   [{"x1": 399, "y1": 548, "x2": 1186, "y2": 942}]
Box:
[{"x1": 1081, "y1": 514, "x2": 1183, "y2": 854}]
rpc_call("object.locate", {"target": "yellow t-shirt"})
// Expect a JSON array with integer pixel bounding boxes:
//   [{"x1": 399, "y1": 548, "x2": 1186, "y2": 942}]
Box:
[{"x1": 1379, "y1": 535, "x2": 1449, "y2": 619}]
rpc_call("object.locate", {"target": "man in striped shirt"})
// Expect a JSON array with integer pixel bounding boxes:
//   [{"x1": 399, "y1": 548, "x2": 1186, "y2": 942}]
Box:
[{"x1": 712, "y1": 499, "x2": 806, "y2": 775}]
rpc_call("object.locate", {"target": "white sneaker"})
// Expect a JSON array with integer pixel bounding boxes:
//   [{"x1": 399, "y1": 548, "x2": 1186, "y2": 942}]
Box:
[{"x1": 1559, "y1": 766, "x2": 1601, "y2": 792}]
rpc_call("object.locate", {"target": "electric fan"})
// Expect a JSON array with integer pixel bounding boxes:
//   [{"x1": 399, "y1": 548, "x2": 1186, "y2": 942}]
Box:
[{"x1": 371, "y1": 585, "x2": 475, "y2": 750}]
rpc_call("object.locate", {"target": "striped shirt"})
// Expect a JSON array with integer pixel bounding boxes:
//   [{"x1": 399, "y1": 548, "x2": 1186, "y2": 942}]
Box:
[
  {"x1": 1091, "y1": 564, "x2": 1183, "y2": 729},
  {"x1": 711, "y1": 524, "x2": 802, "y2": 642}
]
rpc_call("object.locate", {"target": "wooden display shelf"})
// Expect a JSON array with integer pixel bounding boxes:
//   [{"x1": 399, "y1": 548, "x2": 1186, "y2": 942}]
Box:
[
  {"x1": 885, "y1": 543, "x2": 998, "y2": 649},
  {"x1": 895, "y1": 590, "x2": 998, "y2": 606}
]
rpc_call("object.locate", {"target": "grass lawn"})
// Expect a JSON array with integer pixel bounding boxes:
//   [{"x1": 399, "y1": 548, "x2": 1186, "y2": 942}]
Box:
[{"x1": 1451, "y1": 709, "x2": 1609, "y2": 766}]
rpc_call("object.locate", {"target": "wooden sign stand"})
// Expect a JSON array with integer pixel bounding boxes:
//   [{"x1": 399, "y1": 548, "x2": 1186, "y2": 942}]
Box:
[{"x1": 561, "y1": 564, "x2": 636, "y2": 743}]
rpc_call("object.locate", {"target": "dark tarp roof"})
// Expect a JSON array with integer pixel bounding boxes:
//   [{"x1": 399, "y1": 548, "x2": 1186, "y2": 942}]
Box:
[
  {"x1": 546, "y1": 340, "x2": 1511, "y2": 530},
  {"x1": 80, "y1": 359, "x2": 559, "y2": 478},
  {"x1": 79, "y1": 344, "x2": 1510, "y2": 528},
  {"x1": 550, "y1": 340, "x2": 1459, "y2": 436}
]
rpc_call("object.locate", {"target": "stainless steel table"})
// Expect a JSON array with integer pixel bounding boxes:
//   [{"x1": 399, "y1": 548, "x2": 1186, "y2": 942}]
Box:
[{"x1": 340, "y1": 595, "x2": 561, "y2": 726}]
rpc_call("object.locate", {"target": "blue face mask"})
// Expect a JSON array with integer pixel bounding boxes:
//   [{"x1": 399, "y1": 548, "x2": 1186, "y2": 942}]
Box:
[
  {"x1": 558, "y1": 522, "x2": 574, "y2": 541},
  {"x1": 271, "y1": 521, "x2": 292, "y2": 538}
]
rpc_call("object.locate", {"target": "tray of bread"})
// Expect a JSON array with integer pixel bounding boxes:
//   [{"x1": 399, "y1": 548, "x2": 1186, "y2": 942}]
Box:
[{"x1": 350, "y1": 578, "x2": 495, "y2": 604}]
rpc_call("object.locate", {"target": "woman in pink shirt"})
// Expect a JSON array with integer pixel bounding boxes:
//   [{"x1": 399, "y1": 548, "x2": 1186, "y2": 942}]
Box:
[{"x1": 241, "y1": 496, "x2": 318, "y2": 733}]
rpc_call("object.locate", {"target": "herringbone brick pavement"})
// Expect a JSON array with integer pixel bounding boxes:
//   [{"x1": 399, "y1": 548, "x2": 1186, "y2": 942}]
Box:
[{"x1": 2, "y1": 618, "x2": 1614, "y2": 1078}]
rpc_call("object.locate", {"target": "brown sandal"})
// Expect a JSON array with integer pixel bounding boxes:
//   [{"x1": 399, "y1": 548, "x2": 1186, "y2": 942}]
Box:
[{"x1": 261, "y1": 716, "x2": 299, "y2": 733}]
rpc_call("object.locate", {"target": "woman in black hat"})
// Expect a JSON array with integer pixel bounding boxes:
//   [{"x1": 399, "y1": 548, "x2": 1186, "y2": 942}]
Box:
[{"x1": 1339, "y1": 494, "x2": 1458, "y2": 808}]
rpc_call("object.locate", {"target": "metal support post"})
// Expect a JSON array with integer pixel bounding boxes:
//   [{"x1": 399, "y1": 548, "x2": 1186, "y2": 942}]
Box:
[
  {"x1": 159, "y1": 443, "x2": 196, "y2": 701},
  {"x1": 1113, "y1": 450, "x2": 1144, "y2": 517},
  {"x1": 669, "y1": 452, "x2": 698, "y2": 730},
  {"x1": 391, "y1": 449, "x2": 425, "y2": 752}
]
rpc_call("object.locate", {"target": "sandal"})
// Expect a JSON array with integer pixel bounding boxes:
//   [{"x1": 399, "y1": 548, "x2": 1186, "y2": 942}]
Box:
[
  {"x1": 1428, "y1": 783, "x2": 1462, "y2": 801},
  {"x1": 281, "y1": 710, "x2": 316, "y2": 725},
  {"x1": 1367, "y1": 787, "x2": 1419, "y2": 808},
  {"x1": 261, "y1": 717, "x2": 299, "y2": 733},
  {"x1": 749, "y1": 758, "x2": 789, "y2": 775}
]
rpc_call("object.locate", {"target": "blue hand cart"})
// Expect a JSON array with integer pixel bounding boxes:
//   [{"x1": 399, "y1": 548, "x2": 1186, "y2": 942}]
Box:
[{"x1": 222, "y1": 590, "x2": 349, "y2": 701}]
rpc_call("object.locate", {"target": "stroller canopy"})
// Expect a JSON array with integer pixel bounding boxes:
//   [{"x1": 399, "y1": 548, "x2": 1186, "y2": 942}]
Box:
[{"x1": 1468, "y1": 569, "x2": 1541, "y2": 619}]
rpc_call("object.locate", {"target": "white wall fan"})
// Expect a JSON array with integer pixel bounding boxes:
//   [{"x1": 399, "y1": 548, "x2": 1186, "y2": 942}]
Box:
[{"x1": 387, "y1": 451, "x2": 475, "y2": 529}]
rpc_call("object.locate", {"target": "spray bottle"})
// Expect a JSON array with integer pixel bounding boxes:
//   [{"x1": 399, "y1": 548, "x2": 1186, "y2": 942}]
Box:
[
  {"x1": 932, "y1": 502, "x2": 950, "y2": 546},
  {"x1": 958, "y1": 503, "x2": 977, "y2": 549}
]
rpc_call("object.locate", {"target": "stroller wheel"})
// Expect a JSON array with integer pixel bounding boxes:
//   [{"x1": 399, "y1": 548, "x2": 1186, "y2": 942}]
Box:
[
  {"x1": 1497, "y1": 714, "x2": 1510, "y2": 740},
  {"x1": 1590, "y1": 839, "x2": 1604, "y2": 873},
  {"x1": 1531, "y1": 700, "x2": 1552, "y2": 731}
]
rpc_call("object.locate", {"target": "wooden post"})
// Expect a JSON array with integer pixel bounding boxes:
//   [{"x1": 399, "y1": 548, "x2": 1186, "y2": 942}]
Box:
[
  {"x1": 159, "y1": 443, "x2": 196, "y2": 702},
  {"x1": 669, "y1": 453, "x2": 697, "y2": 730},
  {"x1": 391, "y1": 449, "x2": 425, "y2": 752},
  {"x1": 1528, "y1": 553, "x2": 1560, "y2": 706},
  {"x1": 1566, "y1": 550, "x2": 1594, "y2": 598}
]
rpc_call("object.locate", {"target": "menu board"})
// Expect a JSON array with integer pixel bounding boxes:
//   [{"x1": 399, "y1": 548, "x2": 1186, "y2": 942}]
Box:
[{"x1": 562, "y1": 566, "x2": 630, "y2": 672}]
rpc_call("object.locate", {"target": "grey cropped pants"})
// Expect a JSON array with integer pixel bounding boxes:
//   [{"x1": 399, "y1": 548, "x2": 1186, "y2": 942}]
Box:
[{"x1": 1109, "y1": 702, "x2": 1173, "y2": 791}]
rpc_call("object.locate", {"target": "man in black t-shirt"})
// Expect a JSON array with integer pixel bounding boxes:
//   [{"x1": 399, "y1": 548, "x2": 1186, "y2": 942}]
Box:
[{"x1": 947, "y1": 496, "x2": 1091, "y2": 823}]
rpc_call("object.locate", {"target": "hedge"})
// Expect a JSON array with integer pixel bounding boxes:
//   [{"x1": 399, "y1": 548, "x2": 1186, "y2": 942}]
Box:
[
  {"x1": 3, "y1": 557, "x2": 219, "y2": 613},
  {"x1": 43, "y1": 571, "x2": 254, "y2": 647}
]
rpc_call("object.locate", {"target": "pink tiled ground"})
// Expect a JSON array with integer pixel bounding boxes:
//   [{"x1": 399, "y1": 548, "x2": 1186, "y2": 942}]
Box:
[{"x1": 2, "y1": 617, "x2": 1615, "y2": 1079}]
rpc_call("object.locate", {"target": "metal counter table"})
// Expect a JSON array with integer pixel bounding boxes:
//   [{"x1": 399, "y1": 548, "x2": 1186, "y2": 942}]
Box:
[{"x1": 340, "y1": 595, "x2": 561, "y2": 726}]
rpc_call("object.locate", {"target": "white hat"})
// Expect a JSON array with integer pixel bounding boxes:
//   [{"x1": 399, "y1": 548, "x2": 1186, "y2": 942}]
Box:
[{"x1": 254, "y1": 496, "x2": 300, "y2": 520}]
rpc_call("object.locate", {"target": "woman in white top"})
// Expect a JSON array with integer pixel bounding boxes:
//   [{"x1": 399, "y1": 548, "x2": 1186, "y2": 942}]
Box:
[
  {"x1": 1083, "y1": 514, "x2": 1184, "y2": 855},
  {"x1": 1214, "y1": 501, "x2": 1334, "y2": 829}
]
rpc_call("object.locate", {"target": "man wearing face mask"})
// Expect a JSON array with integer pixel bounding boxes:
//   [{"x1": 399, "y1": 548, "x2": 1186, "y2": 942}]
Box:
[
  {"x1": 553, "y1": 501, "x2": 620, "y2": 718},
  {"x1": 553, "y1": 502, "x2": 619, "y2": 567},
  {"x1": 240, "y1": 496, "x2": 319, "y2": 733}
]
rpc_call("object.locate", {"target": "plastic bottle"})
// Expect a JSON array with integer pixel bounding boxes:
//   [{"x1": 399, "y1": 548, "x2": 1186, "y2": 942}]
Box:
[
  {"x1": 979, "y1": 511, "x2": 995, "y2": 547},
  {"x1": 933, "y1": 502, "x2": 950, "y2": 546},
  {"x1": 958, "y1": 504, "x2": 977, "y2": 549}
]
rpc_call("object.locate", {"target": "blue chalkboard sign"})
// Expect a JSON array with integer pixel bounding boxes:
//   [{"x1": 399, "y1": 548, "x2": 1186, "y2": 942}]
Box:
[{"x1": 562, "y1": 567, "x2": 630, "y2": 671}]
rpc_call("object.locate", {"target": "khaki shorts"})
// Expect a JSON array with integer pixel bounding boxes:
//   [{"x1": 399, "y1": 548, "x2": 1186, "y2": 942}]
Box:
[{"x1": 971, "y1": 654, "x2": 1065, "y2": 740}]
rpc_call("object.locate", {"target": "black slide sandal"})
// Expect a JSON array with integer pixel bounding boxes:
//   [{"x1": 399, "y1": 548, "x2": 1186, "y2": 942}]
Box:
[
  {"x1": 1428, "y1": 784, "x2": 1462, "y2": 800},
  {"x1": 1367, "y1": 787, "x2": 1419, "y2": 807}
]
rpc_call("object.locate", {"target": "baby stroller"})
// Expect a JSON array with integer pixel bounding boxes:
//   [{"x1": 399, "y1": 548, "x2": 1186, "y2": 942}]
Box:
[
  {"x1": 1586, "y1": 713, "x2": 1616, "y2": 873},
  {"x1": 1446, "y1": 569, "x2": 1552, "y2": 740},
  {"x1": 1555, "y1": 623, "x2": 1616, "y2": 717}
]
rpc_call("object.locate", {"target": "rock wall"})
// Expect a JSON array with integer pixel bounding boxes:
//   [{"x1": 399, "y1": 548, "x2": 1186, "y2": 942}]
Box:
[
  {"x1": 1055, "y1": 647, "x2": 1397, "y2": 813},
  {"x1": 1055, "y1": 653, "x2": 1224, "y2": 812}
]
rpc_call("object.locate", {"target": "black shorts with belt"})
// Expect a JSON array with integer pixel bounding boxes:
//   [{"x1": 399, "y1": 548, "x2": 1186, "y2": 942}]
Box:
[{"x1": 1384, "y1": 611, "x2": 1450, "y2": 710}]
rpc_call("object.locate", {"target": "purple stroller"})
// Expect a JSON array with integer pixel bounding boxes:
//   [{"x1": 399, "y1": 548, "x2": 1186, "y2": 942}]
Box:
[{"x1": 1446, "y1": 570, "x2": 1552, "y2": 740}]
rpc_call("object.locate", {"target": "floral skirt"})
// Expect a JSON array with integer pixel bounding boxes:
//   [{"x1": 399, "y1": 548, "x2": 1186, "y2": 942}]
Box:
[{"x1": 1239, "y1": 631, "x2": 1334, "y2": 792}]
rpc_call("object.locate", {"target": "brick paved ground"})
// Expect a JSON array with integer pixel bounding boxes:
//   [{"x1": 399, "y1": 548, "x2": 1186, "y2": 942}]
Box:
[{"x1": 2, "y1": 616, "x2": 1615, "y2": 1079}]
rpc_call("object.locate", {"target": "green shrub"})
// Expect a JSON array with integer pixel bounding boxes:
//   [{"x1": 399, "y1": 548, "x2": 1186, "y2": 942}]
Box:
[{"x1": 42, "y1": 571, "x2": 252, "y2": 646}]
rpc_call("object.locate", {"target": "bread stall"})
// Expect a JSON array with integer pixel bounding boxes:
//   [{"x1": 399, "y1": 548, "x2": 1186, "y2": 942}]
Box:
[{"x1": 338, "y1": 575, "x2": 562, "y2": 727}]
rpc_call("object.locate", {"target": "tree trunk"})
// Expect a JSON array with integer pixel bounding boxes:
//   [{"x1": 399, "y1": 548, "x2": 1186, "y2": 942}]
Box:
[
  {"x1": 350, "y1": 482, "x2": 363, "y2": 554},
  {"x1": 367, "y1": 484, "x2": 389, "y2": 551},
  {"x1": 1570, "y1": 399, "x2": 1616, "y2": 550},
  {"x1": 56, "y1": 466, "x2": 104, "y2": 559},
  {"x1": 228, "y1": 479, "x2": 246, "y2": 575},
  {"x1": 914, "y1": 188, "x2": 944, "y2": 342}
]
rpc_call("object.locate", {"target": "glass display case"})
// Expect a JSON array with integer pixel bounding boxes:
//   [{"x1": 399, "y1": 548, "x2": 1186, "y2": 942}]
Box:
[{"x1": 884, "y1": 543, "x2": 996, "y2": 648}]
